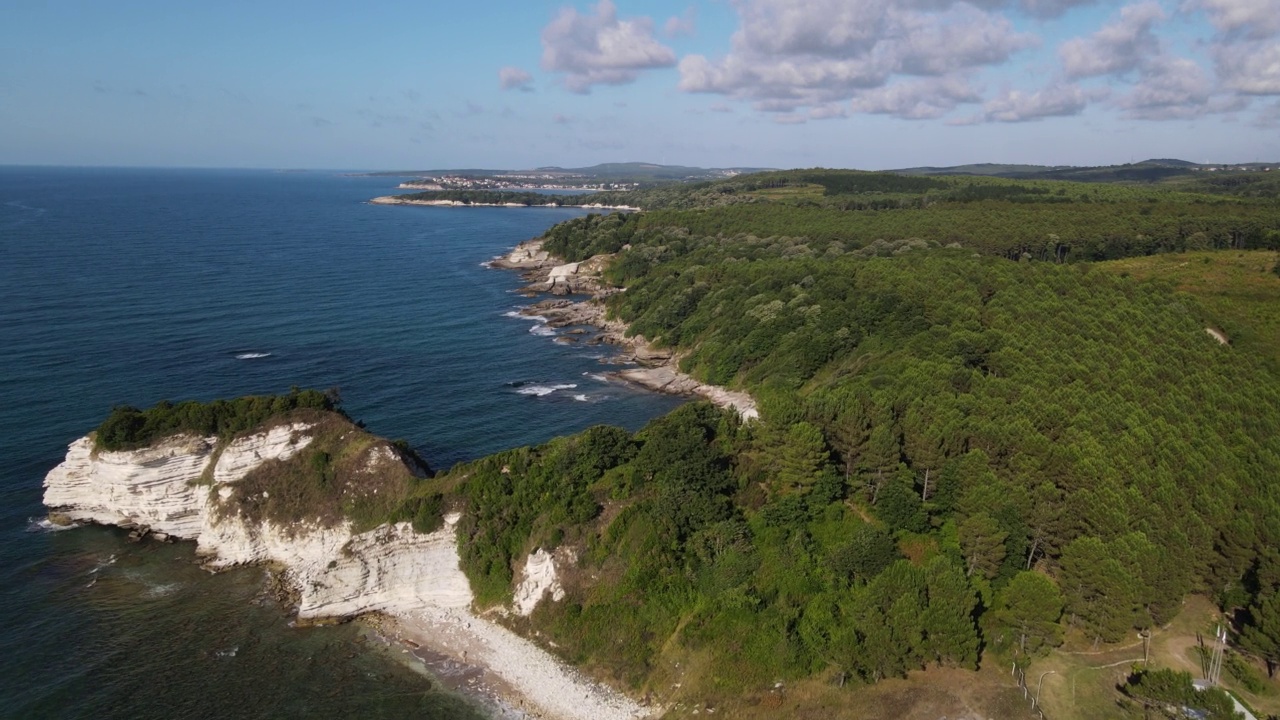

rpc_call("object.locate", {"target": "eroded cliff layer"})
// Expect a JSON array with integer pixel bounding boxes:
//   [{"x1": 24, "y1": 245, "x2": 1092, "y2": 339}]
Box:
[{"x1": 42, "y1": 412, "x2": 469, "y2": 620}]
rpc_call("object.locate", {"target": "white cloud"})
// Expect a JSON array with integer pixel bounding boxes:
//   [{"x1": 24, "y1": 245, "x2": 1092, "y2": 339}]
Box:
[
  {"x1": 851, "y1": 75, "x2": 983, "y2": 119},
  {"x1": 677, "y1": 0, "x2": 1035, "y2": 119},
  {"x1": 983, "y1": 82, "x2": 1100, "y2": 121},
  {"x1": 499, "y1": 66, "x2": 534, "y2": 91},
  {"x1": 1060, "y1": 2, "x2": 1165, "y2": 78},
  {"x1": 1183, "y1": 0, "x2": 1280, "y2": 40},
  {"x1": 541, "y1": 0, "x2": 676, "y2": 93},
  {"x1": 1117, "y1": 56, "x2": 1214, "y2": 119},
  {"x1": 1214, "y1": 41, "x2": 1280, "y2": 94},
  {"x1": 1019, "y1": 0, "x2": 1102, "y2": 19}
]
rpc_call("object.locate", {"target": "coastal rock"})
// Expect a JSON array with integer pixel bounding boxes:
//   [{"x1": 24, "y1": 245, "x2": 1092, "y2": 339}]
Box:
[
  {"x1": 43, "y1": 426, "x2": 468, "y2": 620},
  {"x1": 42, "y1": 433, "x2": 216, "y2": 537},
  {"x1": 211, "y1": 423, "x2": 314, "y2": 486},
  {"x1": 491, "y1": 239, "x2": 552, "y2": 270},
  {"x1": 513, "y1": 547, "x2": 565, "y2": 616}
]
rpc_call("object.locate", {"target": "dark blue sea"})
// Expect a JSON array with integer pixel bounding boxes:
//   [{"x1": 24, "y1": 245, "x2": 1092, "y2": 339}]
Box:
[{"x1": 0, "y1": 167, "x2": 683, "y2": 719}]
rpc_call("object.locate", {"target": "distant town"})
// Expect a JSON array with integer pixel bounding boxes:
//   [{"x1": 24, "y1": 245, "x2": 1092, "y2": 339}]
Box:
[{"x1": 396, "y1": 174, "x2": 640, "y2": 192}]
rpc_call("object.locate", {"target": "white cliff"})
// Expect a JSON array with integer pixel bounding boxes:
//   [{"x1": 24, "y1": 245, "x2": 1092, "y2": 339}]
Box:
[
  {"x1": 42, "y1": 433, "x2": 216, "y2": 537},
  {"x1": 42, "y1": 422, "x2": 468, "y2": 620}
]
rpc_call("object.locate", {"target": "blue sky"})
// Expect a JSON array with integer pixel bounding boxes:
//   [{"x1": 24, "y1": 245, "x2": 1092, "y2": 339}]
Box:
[{"x1": 1, "y1": 0, "x2": 1277, "y2": 170}]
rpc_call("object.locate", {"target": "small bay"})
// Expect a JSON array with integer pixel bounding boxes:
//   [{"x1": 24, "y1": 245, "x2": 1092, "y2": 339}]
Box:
[{"x1": 0, "y1": 167, "x2": 683, "y2": 719}]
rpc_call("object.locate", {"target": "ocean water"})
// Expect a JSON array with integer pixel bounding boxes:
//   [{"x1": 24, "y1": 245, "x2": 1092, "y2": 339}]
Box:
[{"x1": 0, "y1": 167, "x2": 684, "y2": 719}]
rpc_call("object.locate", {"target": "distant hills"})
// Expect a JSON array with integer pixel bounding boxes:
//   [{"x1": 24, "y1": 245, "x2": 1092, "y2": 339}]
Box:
[
  {"x1": 893, "y1": 158, "x2": 1277, "y2": 183},
  {"x1": 367, "y1": 158, "x2": 1278, "y2": 187}
]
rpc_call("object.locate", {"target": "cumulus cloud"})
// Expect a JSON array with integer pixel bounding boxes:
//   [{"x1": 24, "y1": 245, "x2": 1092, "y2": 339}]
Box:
[
  {"x1": 850, "y1": 75, "x2": 983, "y2": 119},
  {"x1": 1116, "y1": 56, "x2": 1217, "y2": 119},
  {"x1": 499, "y1": 66, "x2": 534, "y2": 91},
  {"x1": 1183, "y1": 0, "x2": 1280, "y2": 40},
  {"x1": 1019, "y1": 0, "x2": 1101, "y2": 19},
  {"x1": 1214, "y1": 41, "x2": 1280, "y2": 94},
  {"x1": 983, "y1": 82, "x2": 1101, "y2": 121},
  {"x1": 1060, "y1": 2, "x2": 1164, "y2": 78},
  {"x1": 541, "y1": 0, "x2": 676, "y2": 93},
  {"x1": 677, "y1": 0, "x2": 1034, "y2": 119}
]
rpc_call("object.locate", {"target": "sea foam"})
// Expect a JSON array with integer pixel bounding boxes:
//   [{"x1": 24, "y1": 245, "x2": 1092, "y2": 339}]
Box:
[{"x1": 515, "y1": 384, "x2": 578, "y2": 397}]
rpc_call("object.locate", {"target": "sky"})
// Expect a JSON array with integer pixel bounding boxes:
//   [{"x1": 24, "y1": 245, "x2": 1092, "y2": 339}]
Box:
[{"x1": 1, "y1": 0, "x2": 1278, "y2": 170}]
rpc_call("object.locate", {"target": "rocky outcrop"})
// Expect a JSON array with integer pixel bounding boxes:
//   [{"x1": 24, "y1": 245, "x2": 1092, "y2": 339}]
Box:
[
  {"x1": 43, "y1": 433, "x2": 217, "y2": 538},
  {"x1": 42, "y1": 421, "x2": 470, "y2": 620},
  {"x1": 513, "y1": 547, "x2": 568, "y2": 616}
]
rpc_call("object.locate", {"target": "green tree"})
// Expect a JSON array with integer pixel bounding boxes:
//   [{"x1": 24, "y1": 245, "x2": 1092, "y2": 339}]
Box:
[
  {"x1": 1059, "y1": 536, "x2": 1140, "y2": 643},
  {"x1": 989, "y1": 571, "x2": 1064, "y2": 656},
  {"x1": 921, "y1": 556, "x2": 980, "y2": 668},
  {"x1": 1242, "y1": 589, "x2": 1280, "y2": 677},
  {"x1": 875, "y1": 465, "x2": 928, "y2": 534},
  {"x1": 958, "y1": 513, "x2": 1008, "y2": 579},
  {"x1": 776, "y1": 421, "x2": 832, "y2": 493}
]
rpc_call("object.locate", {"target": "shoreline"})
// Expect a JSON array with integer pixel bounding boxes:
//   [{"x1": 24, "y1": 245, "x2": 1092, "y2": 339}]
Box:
[
  {"x1": 493, "y1": 238, "x2": 759, "y2": 421},
  {"x1": 365, "y1": 609, "x2": 654, "y2": 720},
  {"x1": 369, "y1": 196, "x2": 641, "y2": 212}
]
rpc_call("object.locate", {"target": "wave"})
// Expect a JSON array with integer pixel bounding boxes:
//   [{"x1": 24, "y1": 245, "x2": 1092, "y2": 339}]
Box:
[
  {"x1": 88, "y1": 553, "x2": 119, "y2": 575},
  {"x1": 25, "y1": 517, "x2": 77, "y2": 533},
  {"x1": 530, "y1": 325, "x2": 556, "y2": 337},
  {"x1": 235, "y1": 352, "x2": 272, "y2": 360},
  {"x1": 515, "y1": 383, "x2": 578, "y2": 397},
  {"x1": 581, "y1": 372, "x2": 609, "y2": 383},
  {"x1": 504, "y1": 310, "x2": 547, "y2": 323},
  {"x1": 572, "y1": 394, "x2": 591, "y2": 402}
]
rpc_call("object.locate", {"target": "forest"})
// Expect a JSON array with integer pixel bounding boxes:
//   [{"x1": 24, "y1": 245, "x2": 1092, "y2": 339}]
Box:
[
  {"x1": 418, "y1": 168, "x2": 1280, "y2": 716},
  {"x1": 97, "y1": 168, "x2": 1280, "y2": 716}
]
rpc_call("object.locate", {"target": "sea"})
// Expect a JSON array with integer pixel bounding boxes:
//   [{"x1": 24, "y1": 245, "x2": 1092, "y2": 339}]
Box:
[{"x1": 0, "y1": 167, "x2": 684, "y2": 719}]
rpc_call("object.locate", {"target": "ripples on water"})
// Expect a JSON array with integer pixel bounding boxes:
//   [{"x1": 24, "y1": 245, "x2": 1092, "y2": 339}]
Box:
[{"x1": 0, "y1": 168, "x2": 683, "y2": 719}]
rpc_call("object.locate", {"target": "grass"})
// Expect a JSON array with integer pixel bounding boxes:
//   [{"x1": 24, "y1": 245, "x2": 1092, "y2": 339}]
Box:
[
  {"x1": 641, "y1": 663, "x2": 1028, "y2": 719},
  {"x1": 214, "y1": 409, "x2": 431, "y2": 534},
  {"x1": 743, "y1": 184, "x2": 827, "y2": 203},
  {"x1": 1101, "y1": 250, "x2": 1280, "y2": 367}
]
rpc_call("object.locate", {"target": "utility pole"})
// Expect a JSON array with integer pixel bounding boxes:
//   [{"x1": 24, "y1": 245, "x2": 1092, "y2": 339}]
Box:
[{"x1": 1207, "y1": 625, "x2": 1227, "y2": 685}]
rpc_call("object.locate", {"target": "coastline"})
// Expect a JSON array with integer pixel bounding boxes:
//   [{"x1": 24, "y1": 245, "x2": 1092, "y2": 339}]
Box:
[
  {"x1": 492, "y1": 238, "x2": 759, "y2": 421},
  {"x1": 366, "y1": 610, "x2": 653, "y2": 720},
  {"x1": 369, "y1": 196, "x2": 641, "y2": 212}
]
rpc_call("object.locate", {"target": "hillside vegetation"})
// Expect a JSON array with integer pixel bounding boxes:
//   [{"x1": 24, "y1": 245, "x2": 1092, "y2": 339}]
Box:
[{"x1": 425, "y1": 168, "x2": 1280, "y2": 714}]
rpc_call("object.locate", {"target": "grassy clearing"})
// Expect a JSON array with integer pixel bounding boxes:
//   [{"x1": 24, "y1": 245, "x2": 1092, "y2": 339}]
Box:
[
  {"x1": 1033, "y1": 595, "x2": 1280, "y2": 719},
  {"x1": 743, "y1": 184, "x2": 827, "y2": 203},
  {"x1": 215, "y1": 409, "x2": 434, "y2": 534},
  {"x1": 638, "y1": 663, "x2": 1027, "y2": 719},
  {"x1": 1102, "y1": 250, "x2": 1280, "y2": 366}
]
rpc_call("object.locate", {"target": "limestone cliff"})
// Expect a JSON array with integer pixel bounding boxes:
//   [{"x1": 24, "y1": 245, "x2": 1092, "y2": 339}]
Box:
[{"x1": 42, "y1": 416, "x2": 470, "y2": 621}]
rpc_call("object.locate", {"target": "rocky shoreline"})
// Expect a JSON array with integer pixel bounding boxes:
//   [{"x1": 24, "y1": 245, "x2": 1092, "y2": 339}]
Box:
[{"x1": 493, "y1": 238, "x2": 759, "y2": 421}]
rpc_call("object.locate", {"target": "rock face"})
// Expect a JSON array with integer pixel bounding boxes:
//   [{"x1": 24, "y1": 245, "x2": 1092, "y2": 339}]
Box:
[
  {"x1": 42, "y1": 424, "x2": 472, "y2": 621},
  {"x1": 513, "y1": 547, "x2": 567, "y2": 616},
  {"x1": 43, "y1": 433, "x2": 218, "y2": 538}
]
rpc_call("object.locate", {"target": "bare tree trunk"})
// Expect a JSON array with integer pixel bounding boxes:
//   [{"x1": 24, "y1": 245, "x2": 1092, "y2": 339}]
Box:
[
  {"x1": 871, "y1": 468, "x2": 885, "y2": 505},
  {"x1": 1026, "y1": 537, "x2": 1040, "y2": 569},
  {"x1": 920, "y1": 467, "x2": 930, "y2": 502}
]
